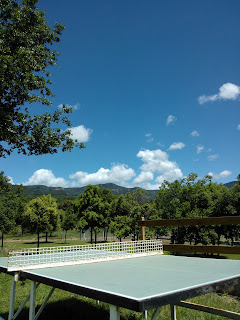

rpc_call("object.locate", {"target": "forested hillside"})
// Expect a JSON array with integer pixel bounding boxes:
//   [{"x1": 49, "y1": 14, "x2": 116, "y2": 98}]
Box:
[
  {"x1": 12, "y1": 183, "x2": 159, "y2": 201},
  {"x1": 11, "y1": 181, "x2": 236, "y2": 202}
]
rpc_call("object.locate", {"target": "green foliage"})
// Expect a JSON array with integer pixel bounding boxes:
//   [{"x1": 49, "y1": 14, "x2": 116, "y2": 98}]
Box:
[
  {"x1": 109, "y1": 189, "x2": 153, "y2": 241},
  {"x1": 22, "y1": 194, "x2": 60, "y2": 247},
  {"x1": 73, "y1": 185, "x2": 114, "y2": 244},
  {"x1": 109, "y1": 215, "x2": 132, "y2": 242},
  {"x1": 0, "y1": 171, "x2": 25, "y2": 246},
  {"x1": 0, "y1": 0, "x2": 84, "y2": 156},
  {"x1": 153, "y1": 173, "x2": 240, "y2": 245}
]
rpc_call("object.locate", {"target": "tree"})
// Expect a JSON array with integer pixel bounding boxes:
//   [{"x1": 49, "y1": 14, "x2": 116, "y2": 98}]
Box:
[
  {"x1": 0, "y1": 0, "x2": 84, "y2": 157},
  {"x1": 0, "y1": 171, "x2": 24, "y2": 247},
  {"x1": 98, "y1": 188, "x2": 115, "y2": 241},
  {"x1": 73, "y1": 185, "x2": 113, "y2": 244},
  {"x1": 109, "y1": 215, "x2": 132, "y2": 242},
  {"x1": 62, "y1": 211, "x2": 77, "y2": 243},
  {"x1": 125, "y1": 189, "x2": 150, "y2": 240},
  {"x1": 154, "y1": 174, "x2": 221, "y2": 245},
  {"x1": 22, "y1": 194, "x2": 60, "y2": 247}
]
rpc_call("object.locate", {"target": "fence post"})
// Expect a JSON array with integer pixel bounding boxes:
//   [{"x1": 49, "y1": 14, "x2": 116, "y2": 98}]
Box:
[{"x1": 140, "y1": 217, "x2": 146, "y2": 241}]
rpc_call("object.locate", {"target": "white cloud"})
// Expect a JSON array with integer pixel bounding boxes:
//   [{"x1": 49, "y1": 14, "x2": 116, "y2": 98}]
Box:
[
  {"x1": 168, "y1": 142, "x2": 185, "y2": 150},
  {"x1": 69, "y1": 164, "x2": 136, "y2": 187},
  {"x1": 166, "y1": 115, "x2": 177, "y2": 126},
  {"x1": 58, "y1": 103, "x2": 80, "y2": 111},
  {"x1": 21, "y1": 149, "x2": 184, "y2": 190},
  {"x1": 155, "y1": 168, "x2": 183, "y2": 184},
  {"x1": 145, "y1": 133, "x2": 154, "y2": 143},
  {"x1": 67, "y1": 125, "x2": 93, "y2": 142},
  {"x1": 136, "y1": 149, "x2": 183, "y2": 184},
  {"x1": 237, "y1": 124, "x2": 240, "y2": 130},
  {"x1": 197, "y1": 145, "x2": 204, "y2": 154},
  {"x1": 208, "y1": 154, "x2": 219, "y2": 161},
  {"x1": 8, "y1": 176, "x2": 14, "y2": 184},
  {"x1": 23, "y1": 169, "x2": 69, "y2": 187},
  {"x1": 208, "y1": 170, "x2": 232, "y2": 179},
  {"x1": 191, "y1": 130, "x2": 200, "y2": 137},
  {"x1": 133, "y1": 171, "x2": 154, "y2": 185},
  {"x1": 198, "y1": 83, "x2": 240, "y2": 104}
]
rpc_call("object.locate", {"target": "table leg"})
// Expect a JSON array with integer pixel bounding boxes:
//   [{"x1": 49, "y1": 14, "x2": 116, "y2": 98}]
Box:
[
  {"x1": 142, "y1": 310, "x2": 147, "y2": 319},
  {"x1": 170, "y1": 304, "x2": 176, "y2": 320},
  {"x1": 8, "y1": 274, "x2": 17, "y2": 320},
  {"x1": 110, "y1": 305, "x2": 120, "y2": 320},
  {"x1": 29, "y1": 281, "x2": 36, "y2": 320}
]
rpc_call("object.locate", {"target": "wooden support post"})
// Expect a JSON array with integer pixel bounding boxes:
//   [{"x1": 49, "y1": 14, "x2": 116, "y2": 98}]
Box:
[{"x1": 140, "y1": 217, "x2": 146, "y2": 241}]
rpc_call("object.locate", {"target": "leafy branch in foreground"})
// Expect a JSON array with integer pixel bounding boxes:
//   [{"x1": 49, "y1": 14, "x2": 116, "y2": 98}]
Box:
[{"x1": 0, "y1": 0, "x2": 84, "y2": 156}]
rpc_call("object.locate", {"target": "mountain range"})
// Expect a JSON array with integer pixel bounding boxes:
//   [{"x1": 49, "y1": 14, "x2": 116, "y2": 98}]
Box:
[{"x1": 12, "y1": 181, "x2": 237, "y2": 202}]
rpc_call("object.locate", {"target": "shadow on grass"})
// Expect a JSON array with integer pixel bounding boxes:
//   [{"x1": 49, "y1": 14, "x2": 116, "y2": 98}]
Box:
[
  {"x1": 1, "y1": 298, "x2": 110, "y2": 320},
  {"x1": 23, "y1": 241, "x2": 55, "y2": 245},
  {"x1": 168, "y1": 252, "x2": 227, "y2": 259},
  {"x1": 0, "y1": 297, "x2": 141, "y2": 320}
]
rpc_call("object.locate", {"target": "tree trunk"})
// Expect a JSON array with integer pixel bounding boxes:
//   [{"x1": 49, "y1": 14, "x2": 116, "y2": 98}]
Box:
[
  {"x1": 65, "y1": 231, "x2": 67, "y2": 244},
  {"x1": 45, "y1": 232, "x2": 48, "y2": 243},
  {"x1": 90, "y1": 227, "x2": 93, "y2": 244},
  {"x1": 1, "y1": 232, "x2": 3, "y2": 248},
  {"x1": 94, "y1": 230, "x2": 97, "y2": 245},
  {"x1": 37, "y1": 232, "x2": 40, "y2": 248}
]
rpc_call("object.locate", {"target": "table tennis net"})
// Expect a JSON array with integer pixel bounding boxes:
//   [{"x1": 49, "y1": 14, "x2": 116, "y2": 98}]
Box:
[{"x1": 8, "y1": 240, "x2": 163, "y2": 271}]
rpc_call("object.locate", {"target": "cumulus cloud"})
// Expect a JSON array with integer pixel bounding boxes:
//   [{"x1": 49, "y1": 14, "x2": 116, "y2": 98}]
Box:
[
  {"x1": 166, "y1": 115, "x2": 177, "y2": 126},
  {"x1": 133, "y1": 171, "x2": 154, "y2": 185},
  {"x1": 136, "y1": 149, "x2": 183, "y2": 185},
  {"x1": 198, "y1": 83, "x2": 240, "y2": 104},
  {"x1": 58, "y1": 103, "x2": 80, "y2": 111},
  {"x1": 69, "y1": 164, "x2": 136, "y2": 187},
  {"x1": 23, "y1": 169, "x2": 69, "y2": 187},
  {"x1": 197, "y1": 145, "x2": 204, "y2": 154},
  {"x1": 237, "y1": 124, "x2": 240, "y2": 131},
  {"x1": 67, "y1": 125, "x2": 93, "y2": 142},
  {"x1": 21, "y1": 149, "x2": 184, "y2": 190},
  {"x1": 208, "y1": 154, "x2": 219, "y2": 161},
  {"x1": 208, "y1": 170, "x2": 232, "y2": 179},
  {"x1": 191, "y1": 130, "x2": 200, "y2": 137},
  {"x1": 168, "y1": 142, "x2": 185, "y2": 150}
]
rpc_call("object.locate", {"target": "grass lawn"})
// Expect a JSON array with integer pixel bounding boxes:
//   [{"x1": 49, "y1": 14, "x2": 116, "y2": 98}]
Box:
[{"x1": 0, "y1": 238, "x2": 240, "y2": 319}]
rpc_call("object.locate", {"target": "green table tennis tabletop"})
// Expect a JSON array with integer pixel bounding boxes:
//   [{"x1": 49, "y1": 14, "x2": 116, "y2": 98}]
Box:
[{"x1": 1, "y1": 254, "x2": 240, "y2": 312}]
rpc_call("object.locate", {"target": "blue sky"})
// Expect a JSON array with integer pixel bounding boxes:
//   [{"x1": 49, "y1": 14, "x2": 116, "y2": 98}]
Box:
[{"x1": 2, "y1": 0, "x2": 240, "y2": 190}]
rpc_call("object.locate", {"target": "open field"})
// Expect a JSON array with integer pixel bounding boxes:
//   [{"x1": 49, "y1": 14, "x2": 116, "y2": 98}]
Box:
[{"x1": 0, "y1": 237, "x2": 240, "y2": 320}]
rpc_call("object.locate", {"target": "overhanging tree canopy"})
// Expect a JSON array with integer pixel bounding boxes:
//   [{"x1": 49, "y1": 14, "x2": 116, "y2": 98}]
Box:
[{"x1": 0, "y1": 0, "x2": 84, "y2": 157}]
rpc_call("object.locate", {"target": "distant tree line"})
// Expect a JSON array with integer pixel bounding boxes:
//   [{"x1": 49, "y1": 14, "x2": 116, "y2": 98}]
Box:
[{"x1": 0, "y1": 171, "x2": 239, "y2": 247}]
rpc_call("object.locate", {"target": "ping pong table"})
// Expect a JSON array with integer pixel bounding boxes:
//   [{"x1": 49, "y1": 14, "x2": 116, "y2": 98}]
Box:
[{"x1": 1, "y1": 249, "x2": 240, "y2": 319}]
